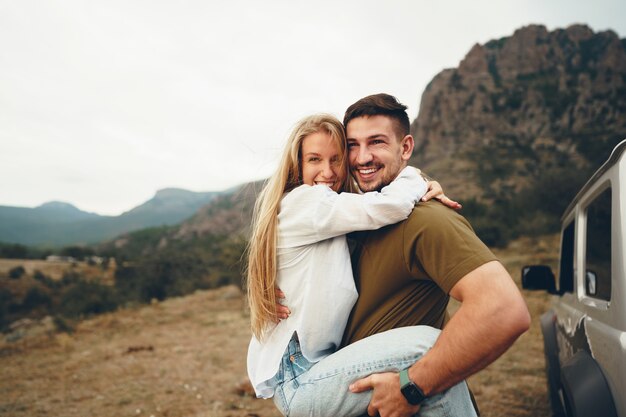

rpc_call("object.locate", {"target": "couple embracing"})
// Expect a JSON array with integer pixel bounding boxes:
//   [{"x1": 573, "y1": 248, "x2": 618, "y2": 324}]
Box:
[{"x1": 246, "y1": 93, "x2": 530, "y2": 417}]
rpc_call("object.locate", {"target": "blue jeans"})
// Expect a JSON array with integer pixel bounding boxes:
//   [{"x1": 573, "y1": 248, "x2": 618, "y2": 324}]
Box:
[{"x1": 272, "y1": 326, "x2": 477, "y2": 417}]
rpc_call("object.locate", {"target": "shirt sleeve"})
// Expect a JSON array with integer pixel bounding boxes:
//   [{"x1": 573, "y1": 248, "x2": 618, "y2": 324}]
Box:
[
  {"x1": 402, "y1": 202, "x2": 498, "y2": 293},
  {"x1": 278, "y1": 166, "x2": 428, "y2": 248}
]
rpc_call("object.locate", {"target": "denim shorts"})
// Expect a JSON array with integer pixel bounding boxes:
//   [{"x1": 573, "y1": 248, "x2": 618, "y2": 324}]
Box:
[{"x1": 270, "y1": 326, "x2": 477, "y2": 417}]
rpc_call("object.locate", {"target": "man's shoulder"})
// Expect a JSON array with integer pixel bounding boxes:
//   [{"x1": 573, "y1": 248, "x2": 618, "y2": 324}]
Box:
[
  {"x1": 400, "y1": 200, "x2": 486, "y2": 251},
  {"x1": 404, "y1": 201, "x2": 496, "y2": 286},
  {"x1": 406, "y1": 200, "x2": 470, "y2": 229}
]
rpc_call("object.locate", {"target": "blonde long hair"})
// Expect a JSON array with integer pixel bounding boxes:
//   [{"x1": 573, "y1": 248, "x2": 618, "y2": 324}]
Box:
[{"x1": 247, "y1": 114, "x2": 355, "y2": 340}]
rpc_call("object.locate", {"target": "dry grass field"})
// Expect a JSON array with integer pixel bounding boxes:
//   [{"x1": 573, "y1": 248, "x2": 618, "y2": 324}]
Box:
[
  {"x1": 0, "y1": 235, "x2": 559, "y2": 417},
  {"x1": 0, "y1": 258, "x2": 115, "y2": 285}
]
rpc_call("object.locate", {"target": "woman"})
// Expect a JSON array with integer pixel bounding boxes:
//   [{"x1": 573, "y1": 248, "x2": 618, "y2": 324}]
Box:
[{"x1": 246, "y1": 114, "x2": 476, "y2": 417}]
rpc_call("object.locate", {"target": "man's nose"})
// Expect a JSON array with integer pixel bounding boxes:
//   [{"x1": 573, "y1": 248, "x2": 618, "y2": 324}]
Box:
[{"x1": 356, "y1": 146, "x2": 373, "y2": 165}]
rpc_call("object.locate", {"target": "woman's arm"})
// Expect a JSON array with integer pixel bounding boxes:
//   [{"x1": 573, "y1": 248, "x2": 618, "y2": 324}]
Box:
[
  {"x1": 278, "y1": 166, "x2": 427, "y2": 247},
  {"x1": 422, "y1": 181, "x2": 462, "y2": 210}
]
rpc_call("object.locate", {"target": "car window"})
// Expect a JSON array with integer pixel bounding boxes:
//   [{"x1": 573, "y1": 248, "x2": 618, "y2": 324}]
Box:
[
  {"x1": 559, "y1": 221, "x2": 575, "y2": 293},
  {"x1": 585, "y1": 187, "x2": 612, "y2": 301}
]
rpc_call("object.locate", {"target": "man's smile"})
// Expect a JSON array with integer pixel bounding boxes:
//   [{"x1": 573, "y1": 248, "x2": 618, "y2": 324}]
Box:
[{"x1": 354, "y1": 165, "x2": 382, "y2": 180}]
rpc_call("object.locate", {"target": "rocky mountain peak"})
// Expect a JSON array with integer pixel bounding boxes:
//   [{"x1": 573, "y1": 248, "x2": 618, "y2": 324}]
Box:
[{"x1": 411, "y1": 24, "x2": 626, "y2": 204}]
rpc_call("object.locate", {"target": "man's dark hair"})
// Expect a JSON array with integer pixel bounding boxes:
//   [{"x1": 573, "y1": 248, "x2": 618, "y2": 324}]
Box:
[{"x1": 343, "y1": 93, "x2": 410, "y2": 139}]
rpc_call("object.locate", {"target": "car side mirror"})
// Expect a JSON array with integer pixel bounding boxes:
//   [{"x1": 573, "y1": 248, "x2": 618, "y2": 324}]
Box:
[{"x1": 522, "y1": 265, "x2": 558, "y2": 294}]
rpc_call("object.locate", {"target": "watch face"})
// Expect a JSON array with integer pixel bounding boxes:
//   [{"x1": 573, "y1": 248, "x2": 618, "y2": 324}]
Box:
[{"x1": 401, "y1": 383, "x2": 425, "y2": 405}]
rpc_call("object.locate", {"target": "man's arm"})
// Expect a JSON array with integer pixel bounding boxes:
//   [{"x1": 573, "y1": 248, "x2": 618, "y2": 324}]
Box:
[{"x1": 349, "y1": 260, "x2": 530, "y2": 417}]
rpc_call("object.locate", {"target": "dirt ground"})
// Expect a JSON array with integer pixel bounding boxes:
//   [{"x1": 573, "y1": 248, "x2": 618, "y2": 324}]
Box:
[{"x1": 0, "y1": 235, "x2": 559, "y2": 417}]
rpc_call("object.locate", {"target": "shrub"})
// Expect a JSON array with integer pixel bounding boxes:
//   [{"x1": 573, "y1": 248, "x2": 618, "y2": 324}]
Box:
[
  {"x1": 0, "y1": 288, "x2": 15, "y2": 330},
  {"x1": 21, "y1": 287, "x2": 52, "y2": 311},
  {"x1": 116, "y1": 253, "x2": 208, "y2": 302},
  {"x1": 0, "y1": 243, "x2": 28, "y2": 259},
  {"x1": 60, "y1": 245, "x2": 94, "y2": 260},
  {"x1": 60, "y1": 281, "x2": 120, "y2": 318},
  {"x1": 61, "y1": 271, "x2": 82, "y2": 286},
  {"x1": 33, "y1": 270, "x2": 61, "y2": 289},
  {"x1": 9, "y1": 266, "x2": 26, "y2": 279}
]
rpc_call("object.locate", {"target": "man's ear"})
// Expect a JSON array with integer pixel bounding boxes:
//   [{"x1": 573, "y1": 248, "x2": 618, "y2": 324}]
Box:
[{"x1": 400, "y1": 135, "x2": 414, "y2": 161}]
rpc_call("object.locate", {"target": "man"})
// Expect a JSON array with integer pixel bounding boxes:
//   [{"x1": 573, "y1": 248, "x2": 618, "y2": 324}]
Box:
[{"x1": 341, "y1": 93, "x2": 530, "y2": 417}]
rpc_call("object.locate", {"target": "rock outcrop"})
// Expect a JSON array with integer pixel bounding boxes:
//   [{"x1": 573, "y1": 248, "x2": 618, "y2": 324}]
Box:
[{"x1": 410, "y1": 24, "x2": 626, "y2": 203}]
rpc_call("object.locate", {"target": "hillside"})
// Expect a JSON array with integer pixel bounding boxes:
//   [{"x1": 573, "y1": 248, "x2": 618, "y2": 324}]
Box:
[
  {"x1": 410, "y1": 24, "x2": 626, "y2": 243},
  {"x1": 0, "y1": 202, "x2": 100, "y2": 245},
  {"x1": 412, "y1": 24, "x2": 626, "y2": 193},
  {"x1": 0, "y1": 188, "x2": 221, "y2": 247},
  {"x1": 104, "y1": 181, "x2": 262, "y2": 258}
]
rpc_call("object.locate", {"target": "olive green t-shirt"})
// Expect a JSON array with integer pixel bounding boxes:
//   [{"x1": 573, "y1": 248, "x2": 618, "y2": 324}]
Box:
[{"x1": 341, "y1": 201, "x2": 497, "y2": 346}]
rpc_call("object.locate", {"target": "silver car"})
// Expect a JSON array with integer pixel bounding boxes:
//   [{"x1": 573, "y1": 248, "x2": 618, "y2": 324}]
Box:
[{"x1": 523, "y1": 139, "x2": 626, "y2": 417}]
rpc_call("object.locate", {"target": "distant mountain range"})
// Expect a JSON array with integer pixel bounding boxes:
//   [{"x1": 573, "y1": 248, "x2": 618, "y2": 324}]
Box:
[
  {"x1": 0, "y1": 188, "x2": 223, "y2": 246},
  {"x1": 99, "y1": 182, "x2": 261, "y2": 259}
]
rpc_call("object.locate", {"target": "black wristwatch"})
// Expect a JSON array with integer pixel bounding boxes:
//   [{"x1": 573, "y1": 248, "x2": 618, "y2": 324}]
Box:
[{"x1": 399, "y1": 368, "x2": 427, "y2": 405}]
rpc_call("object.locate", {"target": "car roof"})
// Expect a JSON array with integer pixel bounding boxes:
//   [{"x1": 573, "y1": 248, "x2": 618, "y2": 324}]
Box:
[{"x1": 562, "y1": 138, "x2": 626, "y2": 221}]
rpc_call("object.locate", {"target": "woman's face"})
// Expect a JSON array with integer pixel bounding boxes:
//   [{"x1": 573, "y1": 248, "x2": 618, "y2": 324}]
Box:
[{"x1": 300, "y1": 131, "x2": 344, "y2": 192}]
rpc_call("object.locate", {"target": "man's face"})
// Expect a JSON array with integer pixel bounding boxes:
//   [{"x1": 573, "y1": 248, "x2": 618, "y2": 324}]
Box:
[{"x1": 346, "y1": 115, "x2": 414, "y2": 192}]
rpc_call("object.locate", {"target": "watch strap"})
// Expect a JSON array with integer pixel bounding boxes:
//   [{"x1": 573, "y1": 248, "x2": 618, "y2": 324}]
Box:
[{"x1": 399, "y1": 368, "x2": 411, "y2": 387}]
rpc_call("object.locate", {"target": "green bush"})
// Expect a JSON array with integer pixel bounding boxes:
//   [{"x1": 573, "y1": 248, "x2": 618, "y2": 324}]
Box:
[
  {"x1": 60, "y1": 245, "x2": 95, "y2": 260},
  {"x1": 9, "y1": 266, "x2": 25, "y2": 279},
  {"x1": 0, "y1": 242, "x2": 51, "y2": 259},
  {"x1": 0, "y1": 288, "x2": 15, "y2": 330},
  {"x1": 61, "y1": 271, "x2": 81, "y2": 286},
  {"x1": 60, "y1": 281, "x2": 120, "y2": 318},
  {"x1": 115, "y1": 253, "x2": 207, "y2": 302},
  {"x1": 113, "y1": 234, "x2": 246, "y2": 303},
  {"x1": 21, "y1": 287, "x2": 52, "y2": 311},
  {"x1": 0, "y1": 243, "x2": 28, "y2": 259},
  {"x1": 33, "y1": 270, "x2": 62, "y2": 289}
]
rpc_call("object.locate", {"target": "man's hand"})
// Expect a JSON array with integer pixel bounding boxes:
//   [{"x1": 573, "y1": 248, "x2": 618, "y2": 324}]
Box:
[
  {"x1": 423, "y1": 181, "x2": 462, "y2": 210},
  {"x1": 349, "y1": 372, "x2": 420, "y2": 417}
]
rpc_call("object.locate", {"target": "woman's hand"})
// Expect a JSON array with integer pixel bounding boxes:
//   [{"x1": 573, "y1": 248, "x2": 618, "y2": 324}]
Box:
[
  {"x1": 423, "y1": 181, "x2": 462, "y2": 210},
  {"x1": 274, "y1": 288, "x2": 290, "y2": 322}
]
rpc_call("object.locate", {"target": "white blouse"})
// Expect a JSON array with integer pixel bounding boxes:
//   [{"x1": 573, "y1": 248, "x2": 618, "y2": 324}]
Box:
[{"x1": 246, "y1": 166, "x2": 427, "y2": 398}]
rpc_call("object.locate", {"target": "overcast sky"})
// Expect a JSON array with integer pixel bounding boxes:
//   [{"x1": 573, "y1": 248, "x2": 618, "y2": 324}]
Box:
[{"x1": 1, "y1": 0, "x2": 625, "y2": 215}]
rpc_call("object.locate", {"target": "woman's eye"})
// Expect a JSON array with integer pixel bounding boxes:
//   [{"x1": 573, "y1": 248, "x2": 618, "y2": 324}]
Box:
[{"x1": 308, "y1": 157, "x2": 320, "y2": 162}]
